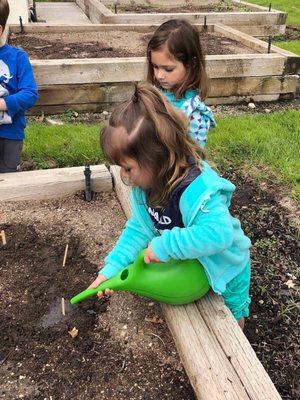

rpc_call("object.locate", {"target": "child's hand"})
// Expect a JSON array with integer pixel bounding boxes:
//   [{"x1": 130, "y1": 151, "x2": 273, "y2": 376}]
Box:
[
  {"x1": 88, "y1": 274, "x2": 114, "y2": 298},
  {"x1": 144, "y1": 245, "x2": 161, "y2": 264}
]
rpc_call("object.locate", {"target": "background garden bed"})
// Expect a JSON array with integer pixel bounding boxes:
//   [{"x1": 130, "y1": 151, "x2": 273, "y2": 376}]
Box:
[{"x1": 9, "y1": 29, "x2": 259, "y2": 59}]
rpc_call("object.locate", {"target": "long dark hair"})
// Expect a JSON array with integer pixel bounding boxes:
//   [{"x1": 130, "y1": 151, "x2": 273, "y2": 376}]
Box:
[
  {"x1": 147, "y1": 19, "x2": 209, "y2": 100},
  {"x1": 101, "y1": 82, "x2": 205, "y2": 207}
]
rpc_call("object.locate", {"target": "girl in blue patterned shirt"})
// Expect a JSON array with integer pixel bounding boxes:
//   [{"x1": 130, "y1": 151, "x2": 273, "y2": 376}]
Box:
[{"x1": 147, "y1": 19, "x2": 216, "y2": 148}]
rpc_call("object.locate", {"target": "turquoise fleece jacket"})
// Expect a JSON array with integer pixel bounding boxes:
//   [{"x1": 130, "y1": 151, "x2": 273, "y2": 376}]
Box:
[{"x1": 100, "y1": 162, "x2": 251, "y2": 294}]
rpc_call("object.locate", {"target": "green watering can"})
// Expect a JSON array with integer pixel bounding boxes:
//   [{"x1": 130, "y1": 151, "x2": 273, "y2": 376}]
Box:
[{"x1": 70, "y1": 250, "x2": 210, "y2": 305}]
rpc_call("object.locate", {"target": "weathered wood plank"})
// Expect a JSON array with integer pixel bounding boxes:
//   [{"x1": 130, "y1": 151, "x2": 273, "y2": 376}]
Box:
[
  {"x1": 31, "y1": 54, "x2": 285, "y2": 86},
  {"x1": 214, "y1": 24, "x2": 300, "y2": 74},
  {"x1": 0, "y1": 164, "x2": 112, "y2": 202},
  {"x1": 162, "y1": 303, "x2": 250, "y2": 400},
  {"x1": 102, "y1": 11, "x2": 286, "y2": 27},
  {"x1": 7, "y1": 22, "x2": 282, "y2": 37},
  {"x1": 197, "y1": 292, "x2": 282, "y2": 399},
  {"x1": 36, "y1": 83, "x2": 133, "y2": 105},
  {"x1": 31, "y1": 58, "x2": 147, "y2": 85},
  {"x1": 34, "y1": 76, "x2": 298, "y2": 107},
  {"x1": 236, "y1": 24, "x2": 286, "y2": 36},
  {"x1": 8, "y1": 22, "x2": 162, "y2": 34}
]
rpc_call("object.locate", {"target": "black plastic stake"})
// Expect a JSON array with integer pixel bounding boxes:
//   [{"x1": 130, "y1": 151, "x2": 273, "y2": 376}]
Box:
[
  {"x1": 269, "y1": 3, "x2": 272, "y2": 11},
  {"x1": 267, "y1": 36, "x2": 272, "y2": 53},
  {"x1": 84, "y1": 165, "x2": 92, "y2": 202},
  {"x1": 19, "y1": 16, "x2": 24, "y2": 34},
  {"x1": 204, "y1": 16, "x2": 207, "y2": 31}
]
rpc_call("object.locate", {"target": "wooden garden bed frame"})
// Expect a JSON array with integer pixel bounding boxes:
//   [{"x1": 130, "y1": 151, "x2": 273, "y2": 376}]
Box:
[
  {"x1": 8, "y1": 22, "x2": 299, "y2": 114},
  {"x1": 0, "y1": 164, "x2": 282, "y2": 399},
  {"x1": 75, "y1": 0, "x2": 287, "y2": 37}
]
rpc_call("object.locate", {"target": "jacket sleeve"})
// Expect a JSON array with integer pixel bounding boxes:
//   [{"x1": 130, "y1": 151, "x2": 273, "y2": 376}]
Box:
[
  {"x1": 4, "y1": 52, "x2": 38, "y2": 117},
  {"x1": 150, "y1": 193, "x2": 234, "y2": 262},
  {"x1": 100, "y1": 211, "x2": 154, "y2": 279},
  {"x1": 184, "y1": 96, "x2": 216, "y2": 148}
]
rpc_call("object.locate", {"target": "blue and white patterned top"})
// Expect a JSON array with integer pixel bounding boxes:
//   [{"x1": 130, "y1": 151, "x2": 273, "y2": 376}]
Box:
[{"x1": 161, "y1": 88, "x2": 216, "y2": 148}]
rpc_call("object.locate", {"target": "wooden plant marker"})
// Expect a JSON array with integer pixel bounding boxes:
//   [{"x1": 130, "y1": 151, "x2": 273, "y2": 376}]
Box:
[
  {"x1": 1, "y1": 230, "x2": 6, "y2": 245},
  {"x1": 62, "y1": 244, "x2": 69, "y2": 267},
  {"x1": 61, "y1": 297, "x2": 66, "y2": 316}
]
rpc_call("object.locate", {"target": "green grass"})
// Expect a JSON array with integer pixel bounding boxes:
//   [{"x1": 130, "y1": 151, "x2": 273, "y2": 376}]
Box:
[
  {"x1": 274, "y1": 40, "x2": 300, "y2": 55},
  {"x1": 23, "y1": 123, "x2": 104, "y2": 169},
  {"x1": 24, "y1": 110, "x2": 300, "y2": 200},
  {"x1": 245, "y1": 0, "x2": 300, "y2": 26},
  {"x1": 207, "y1": 109, "x2": 300, "y2": 200}
]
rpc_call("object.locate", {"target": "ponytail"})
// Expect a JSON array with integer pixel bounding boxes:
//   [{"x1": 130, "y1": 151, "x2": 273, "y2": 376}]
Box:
[{"x1": 101, "y1": 82, "x2": 204, "y2": 206}]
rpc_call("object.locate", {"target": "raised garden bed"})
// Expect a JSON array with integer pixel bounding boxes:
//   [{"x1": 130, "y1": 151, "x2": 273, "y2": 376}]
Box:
[
  {"x1": 0, "y1": 165, "x2": 298, "y2": 399},
  {"x1": 7, "y1": 21, "x2": 298, "y2": 114},
  {"x1": 75, "y1": 0, "x2": 287, "y2": 37},
  {"x1": 9, "y1": 29, "x2": 259, "y2": 59}
]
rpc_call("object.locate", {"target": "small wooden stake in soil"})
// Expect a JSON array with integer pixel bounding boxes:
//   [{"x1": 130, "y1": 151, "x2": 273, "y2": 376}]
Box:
[
  {"x1": 1, "y1": 230, "x2": 6, "y2": 245},
  {"x1": 62, "y1": 244, "x2": 69, "y2": 267},
  {"x1": 61, "y1": 297, "x2": 66, "y2": 316}
]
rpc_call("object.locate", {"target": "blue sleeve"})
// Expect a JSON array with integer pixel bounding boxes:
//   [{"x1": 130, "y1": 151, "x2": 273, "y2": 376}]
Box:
[
  {"x1": 100, "y1": 208, "x2": 154, "y2": 279},
  {"x1": 189, "y1": 107, "x2": 216, "y2": 148},
  {"x1": 4, "y1": 52, "x2": 38, "y2": 117},
  {"x1": 150, "y1": 193, "x2": 234, "y2": 261},
  {"x1": 183, "y1": 96, "x2": 216, "y2": 148}
]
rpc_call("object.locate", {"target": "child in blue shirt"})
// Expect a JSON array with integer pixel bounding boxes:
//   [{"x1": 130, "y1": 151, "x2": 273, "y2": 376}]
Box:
[
  {"x1": 0, "y1": 0, "x2": 38, "y2": 173},
  {"x1": 89, "y1": 82, "x2": 251, "y2": 328},
  {"x1": 146, "y1": 19, "x2": 216, "y2": 148}
]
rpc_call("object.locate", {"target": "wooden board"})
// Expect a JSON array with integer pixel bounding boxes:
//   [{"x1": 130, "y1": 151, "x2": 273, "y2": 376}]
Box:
[
  {"x1": 214, "y1": 24, "x2": 300, "y2": 74},
  {"x1": 31, "y1": 54, "x2": 285, "y2": 86},
  {"x1": 101, "y1": 11, "x2": 286, "y2": 28},
  {"x1": 0, "y1": 164, "x2": 112, "y2": 202},
  {"x1": 8, "y1": 21, "x2": 286, "y2": 38},
  {"x1": 110, "y1": 165, "x2": 282, "y2": 400},
  {"x1": 34, "y1": 75, "x2": 298, "y2": 108}
]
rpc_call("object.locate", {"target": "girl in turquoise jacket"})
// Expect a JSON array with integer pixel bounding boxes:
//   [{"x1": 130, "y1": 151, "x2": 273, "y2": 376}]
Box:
[{"x1": 89, "y1": 82, "x2": 251, "y2": 328}]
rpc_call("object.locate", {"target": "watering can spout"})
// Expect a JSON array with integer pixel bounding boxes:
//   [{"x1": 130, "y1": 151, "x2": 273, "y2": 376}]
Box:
[{"x1": 70, "y1": 250, "x2": 209, "y2": 305}]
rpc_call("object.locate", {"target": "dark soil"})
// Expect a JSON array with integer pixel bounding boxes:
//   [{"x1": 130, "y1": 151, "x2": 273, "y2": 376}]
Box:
[
  {"x1": 9, "y1": 30, "x2": 257, "y2": 60},
  {"x1": 8, "y1": 34, "x2": 136, "y2": 59},
  {"x1": 0, "y1": 175, "x2": 299, "y2": 399},
  {"x1": 229, "y1": 172, "x2": 300, "y2": 400},
  {"x1": 111, "y1": 3, "x2": 249, "y2": 14},
  {"x1": 0, "y1": 192, "x2": 195, "y2": 399}
]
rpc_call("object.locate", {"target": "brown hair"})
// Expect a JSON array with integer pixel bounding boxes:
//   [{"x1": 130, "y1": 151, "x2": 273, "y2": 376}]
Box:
[
  {"x1": 101, "y1": 82, "x2": 205, "y2": 207},
  {"x1": 147, "y1": 19, "x2": 209, "y2": 100},
  {"x1": 0, "y1": 0, "x2": 9, "y2": 32}
]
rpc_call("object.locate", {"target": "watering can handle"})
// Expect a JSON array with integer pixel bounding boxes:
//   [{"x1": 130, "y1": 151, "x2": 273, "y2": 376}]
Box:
[{"x1": 136, "y1": 249, "x2": 147, "y2": 269}]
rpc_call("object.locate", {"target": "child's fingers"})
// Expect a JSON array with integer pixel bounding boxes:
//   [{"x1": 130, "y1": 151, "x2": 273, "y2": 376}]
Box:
[{"x1": 96, "y1": 289, "x2": 114, "y2": 298}]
